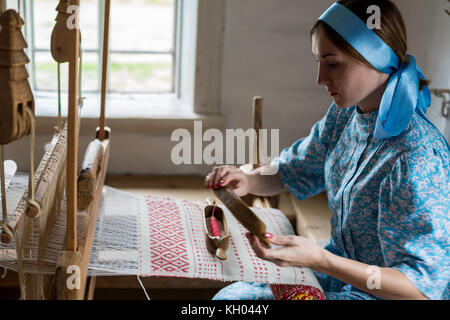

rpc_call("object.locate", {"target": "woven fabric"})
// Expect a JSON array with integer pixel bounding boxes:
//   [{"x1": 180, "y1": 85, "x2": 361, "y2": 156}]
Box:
[
  {"x1": 0, "y1": 181, "x2": 323, "y2": 294},
  {"x1": 89, "y1": 186, "x2": 323, "y2": 292}
]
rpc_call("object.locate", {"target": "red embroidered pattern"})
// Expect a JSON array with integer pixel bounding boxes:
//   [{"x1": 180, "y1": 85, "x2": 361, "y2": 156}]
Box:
[
  {"x1": 146, "y1": 197, "x2": 189, "y2": 273},
  {"x1": 270, "y1": 284, "x2": 326, "y2": 300}
]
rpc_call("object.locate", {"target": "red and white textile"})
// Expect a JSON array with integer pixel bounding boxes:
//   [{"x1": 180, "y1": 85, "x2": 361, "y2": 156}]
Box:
[{"x1": 89, "y1": 186, "x2": 323, "y2": 293}]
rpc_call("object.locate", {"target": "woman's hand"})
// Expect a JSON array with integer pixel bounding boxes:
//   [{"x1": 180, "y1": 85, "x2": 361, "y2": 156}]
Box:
[
  {"x1": 246, "y1": 232, "x2": 327, "y2": 269},
  {"x1": 204, "y1": 165, "x2": 253, "y2": 197}
]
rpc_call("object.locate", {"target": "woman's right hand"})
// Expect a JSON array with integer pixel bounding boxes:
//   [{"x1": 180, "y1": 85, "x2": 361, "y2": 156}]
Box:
[{"x1": 204, "y1": 165, "x2": 253, "y2": 197}]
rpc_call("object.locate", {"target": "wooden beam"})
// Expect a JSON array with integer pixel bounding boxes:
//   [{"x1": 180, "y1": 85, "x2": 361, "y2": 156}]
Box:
[
  {"x1": 252, "y1": 97, "x2": 262, "y2": 169},
  {"x1": 76, "y1": 130, "x2": 111, "y2": 297},
  {"x1": 98, "y1": 0, "x2": 110, "y2": 141},
  {"x1": 66, "y1": 0, "x2": 81, "y2": 252}
]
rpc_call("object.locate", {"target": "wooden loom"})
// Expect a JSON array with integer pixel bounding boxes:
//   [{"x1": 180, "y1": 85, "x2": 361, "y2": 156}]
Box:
[
  {"x1": 0, "y1": 0, "x2": 112, "y2": 300},
  {"x1": 0, "y1": 1, "x2": 284, "y2": 299},
  {"x1": 53, "y1": 0, "x2": 112, "y2": 300}
]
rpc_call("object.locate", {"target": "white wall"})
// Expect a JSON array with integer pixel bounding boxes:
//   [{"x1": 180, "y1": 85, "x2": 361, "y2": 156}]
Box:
[
  {"x1": 220, "y1": 0, "x2": 334, "y2": 152},
  {"x1": 394, "y1": 0, "x2": 450, "y2": 139},
  {"x1": 5, "y1": 0, "x2": 448, "y2": 175}
]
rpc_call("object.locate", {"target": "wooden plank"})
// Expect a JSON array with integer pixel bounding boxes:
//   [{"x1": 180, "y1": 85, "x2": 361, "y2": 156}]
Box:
[
  {"x1": 86, "y1": 276, "x2": 96, "y2": 300},
  {"x1": 253, "y1": 97, "x2": 262, "y2": 168},
  {"x1": 0, "y1": 271, "x2": 227, "y2": 290},
  {"x1": 95, "y1": 276, "x2": 228, "y2": 290},
  {"x1": 76, "y1": 134, "x2": 111, "y2": 297}
]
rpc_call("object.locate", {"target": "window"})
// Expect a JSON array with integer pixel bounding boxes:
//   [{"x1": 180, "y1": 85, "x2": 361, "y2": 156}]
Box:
[
  {"x1": 26, "y1": 0, "x2": 178, "y2": 94},
  {"x1": 11, "y1": 0, "x2": 224, "y2": 117}
]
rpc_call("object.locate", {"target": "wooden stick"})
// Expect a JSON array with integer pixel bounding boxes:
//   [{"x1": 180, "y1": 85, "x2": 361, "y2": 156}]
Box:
[
  {"x1": 98, "y1": 0, "x2": 111, "y2": 141},
  {"x1": 253, "y1": 97, "x2": 263, "y2": 169},
  {"x1": 66, "y1": 0, "x2": 81, "y2": 253},
  {"x1": 86, "y1": 276, "x2": 96, "y2": 300}
]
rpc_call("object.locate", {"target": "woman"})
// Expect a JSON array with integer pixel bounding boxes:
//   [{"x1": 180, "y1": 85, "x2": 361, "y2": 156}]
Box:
[{"x1": 205, "y1": 0, "x2": 449, "y2": 300}]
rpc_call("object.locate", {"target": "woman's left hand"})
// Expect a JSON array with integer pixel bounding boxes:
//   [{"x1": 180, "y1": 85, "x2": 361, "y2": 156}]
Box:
[{"x1": 246, "y1": 232, "x2": 327, "y2": 270}]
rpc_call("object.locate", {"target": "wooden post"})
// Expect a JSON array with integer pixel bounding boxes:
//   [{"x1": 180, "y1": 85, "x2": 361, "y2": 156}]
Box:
[
  {"x1": 98, "y1": 0, "x2": 110, "y2": 141},
  {"x1": 66, "y1": 0, "x2": 80, "y2": 252},
  {"x1": 0, "y1": 0, "x2": 5, "y2": 14},
  {"x1": 252, "y1": 97, "x2": 263, "y2": 169}
]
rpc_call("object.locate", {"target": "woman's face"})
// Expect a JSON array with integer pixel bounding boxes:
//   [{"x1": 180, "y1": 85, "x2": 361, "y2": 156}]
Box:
[{"x1": 311, "y1": 26, "x2": 389, "y2": 111}]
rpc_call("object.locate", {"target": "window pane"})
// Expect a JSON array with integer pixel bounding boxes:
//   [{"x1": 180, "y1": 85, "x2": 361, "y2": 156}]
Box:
[
  {"x1": 34, "y1": 51, "x2": 98, "y2": 92},
  {"x1": 79, "y1": 52, "x2": 99, "y2": 91},
  {"x1": 110, "y1": 0, "x2": 175, "y2": 52},
  {"x1": 109, "y1": 53, "x2": 172, "y2": 92},
  {"x1": 33, "y1": 0, "x2": 98, "y2": 50},
  {"x1": 34, "y1": 51, "x2": 68, "y2": 91}
]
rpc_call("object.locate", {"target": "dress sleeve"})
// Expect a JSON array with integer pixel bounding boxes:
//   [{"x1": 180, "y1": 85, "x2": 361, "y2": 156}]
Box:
[
  {"x1": 378, "y1": 147, "x2": 450, "y2": 300},
  {"x1": 271, "y1": 103, "x2": 340, "y2": 200}
]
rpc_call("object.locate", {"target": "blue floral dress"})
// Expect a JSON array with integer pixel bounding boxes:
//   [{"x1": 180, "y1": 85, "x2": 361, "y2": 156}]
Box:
[{"x1": 213, "y1": 103, "x2": 450, "y2": 300}]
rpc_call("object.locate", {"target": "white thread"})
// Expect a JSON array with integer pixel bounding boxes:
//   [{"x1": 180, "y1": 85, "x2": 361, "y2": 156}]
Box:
[
  {"x1": 137, "y1": 275, "x2": 150, "y2": 300},
  {"x1": 1, "y1": 266, "x2": 7, "y2": 279}
]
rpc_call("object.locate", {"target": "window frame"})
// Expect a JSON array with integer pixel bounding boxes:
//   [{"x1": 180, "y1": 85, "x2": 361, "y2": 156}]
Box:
[{"x1": 26, "y1": 0, "x2": 179, "y2": 94}]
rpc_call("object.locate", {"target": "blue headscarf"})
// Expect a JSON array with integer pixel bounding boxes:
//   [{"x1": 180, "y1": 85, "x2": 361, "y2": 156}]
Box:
[{"x1": 318, "y1": 2, "x2": 449, "y2": 149}]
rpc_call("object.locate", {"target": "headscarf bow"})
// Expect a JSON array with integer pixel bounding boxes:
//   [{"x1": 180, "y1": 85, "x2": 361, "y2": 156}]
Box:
[{"x1": 318, "y1": 2, "x2": 442, "y2": 144}]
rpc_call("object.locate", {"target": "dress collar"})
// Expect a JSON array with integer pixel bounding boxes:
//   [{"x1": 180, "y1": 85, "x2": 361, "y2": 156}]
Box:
[{"x1": 354, "y1": 105, "x2": 379, "y2": 137}]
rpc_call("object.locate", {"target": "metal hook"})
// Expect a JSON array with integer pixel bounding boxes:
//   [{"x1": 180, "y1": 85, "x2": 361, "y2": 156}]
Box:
[
  {"x1": 441, "y1": 98, "x2": 450, "y2": 119},
  {"x1": 430, "y1": 89, "x2": 450, "y2": 119}
]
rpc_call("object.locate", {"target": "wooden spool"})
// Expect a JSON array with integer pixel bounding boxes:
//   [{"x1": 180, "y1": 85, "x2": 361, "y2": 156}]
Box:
[
  {"x1": 203, "y1": 202, "x2": 230, "y2": 260},
  {"x1": 77, "y1": 127, "x2": 111, "y2": 211},
  {"x1": 0, "y1": 9, "x2": 34, "y2": 145},
  {"x1": 213, "y1": 186, "x2": 270, "y2": 247}
]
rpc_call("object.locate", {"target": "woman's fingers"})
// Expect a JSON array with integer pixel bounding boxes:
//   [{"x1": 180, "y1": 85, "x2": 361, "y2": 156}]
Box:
[
  {"x1": 247, "y1": 233, "x2": 279, "y2": 259},
  {"x1": 246, "y1": 233, "x2": 296, "y2": 267},
  {"x1": 220, "y1": 171, "x2": 246, "y2": 193},
  {"x1": 205, "y1": 166, "x2": 238, "y2": 189},
  {"x1": 266, "y1": 234, "x2": 297, "y2": 247}
]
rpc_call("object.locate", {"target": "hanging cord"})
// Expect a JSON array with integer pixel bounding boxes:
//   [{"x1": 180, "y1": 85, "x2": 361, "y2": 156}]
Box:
[
  {"x1": 55, "y1": 62, "x2": 62, "y2": 133},
  {"x1": 137, "y1": 275, "x2": 151, "y2": 300},
  {"x1": 25, "y1": 108, "x2": 41, "y2": 216},
  {"x1": 0, "y1": 145, "x2": 14, "y2": 242},
  {"x1": 17, "y1": 0, "x2": 20, "y2": 15},
  {"x1": 1, "y1": 267, "x2": 7, "y2": 279},
  {"x1": 78, "y1": 48, "x2": 85, "y2": 110}
]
